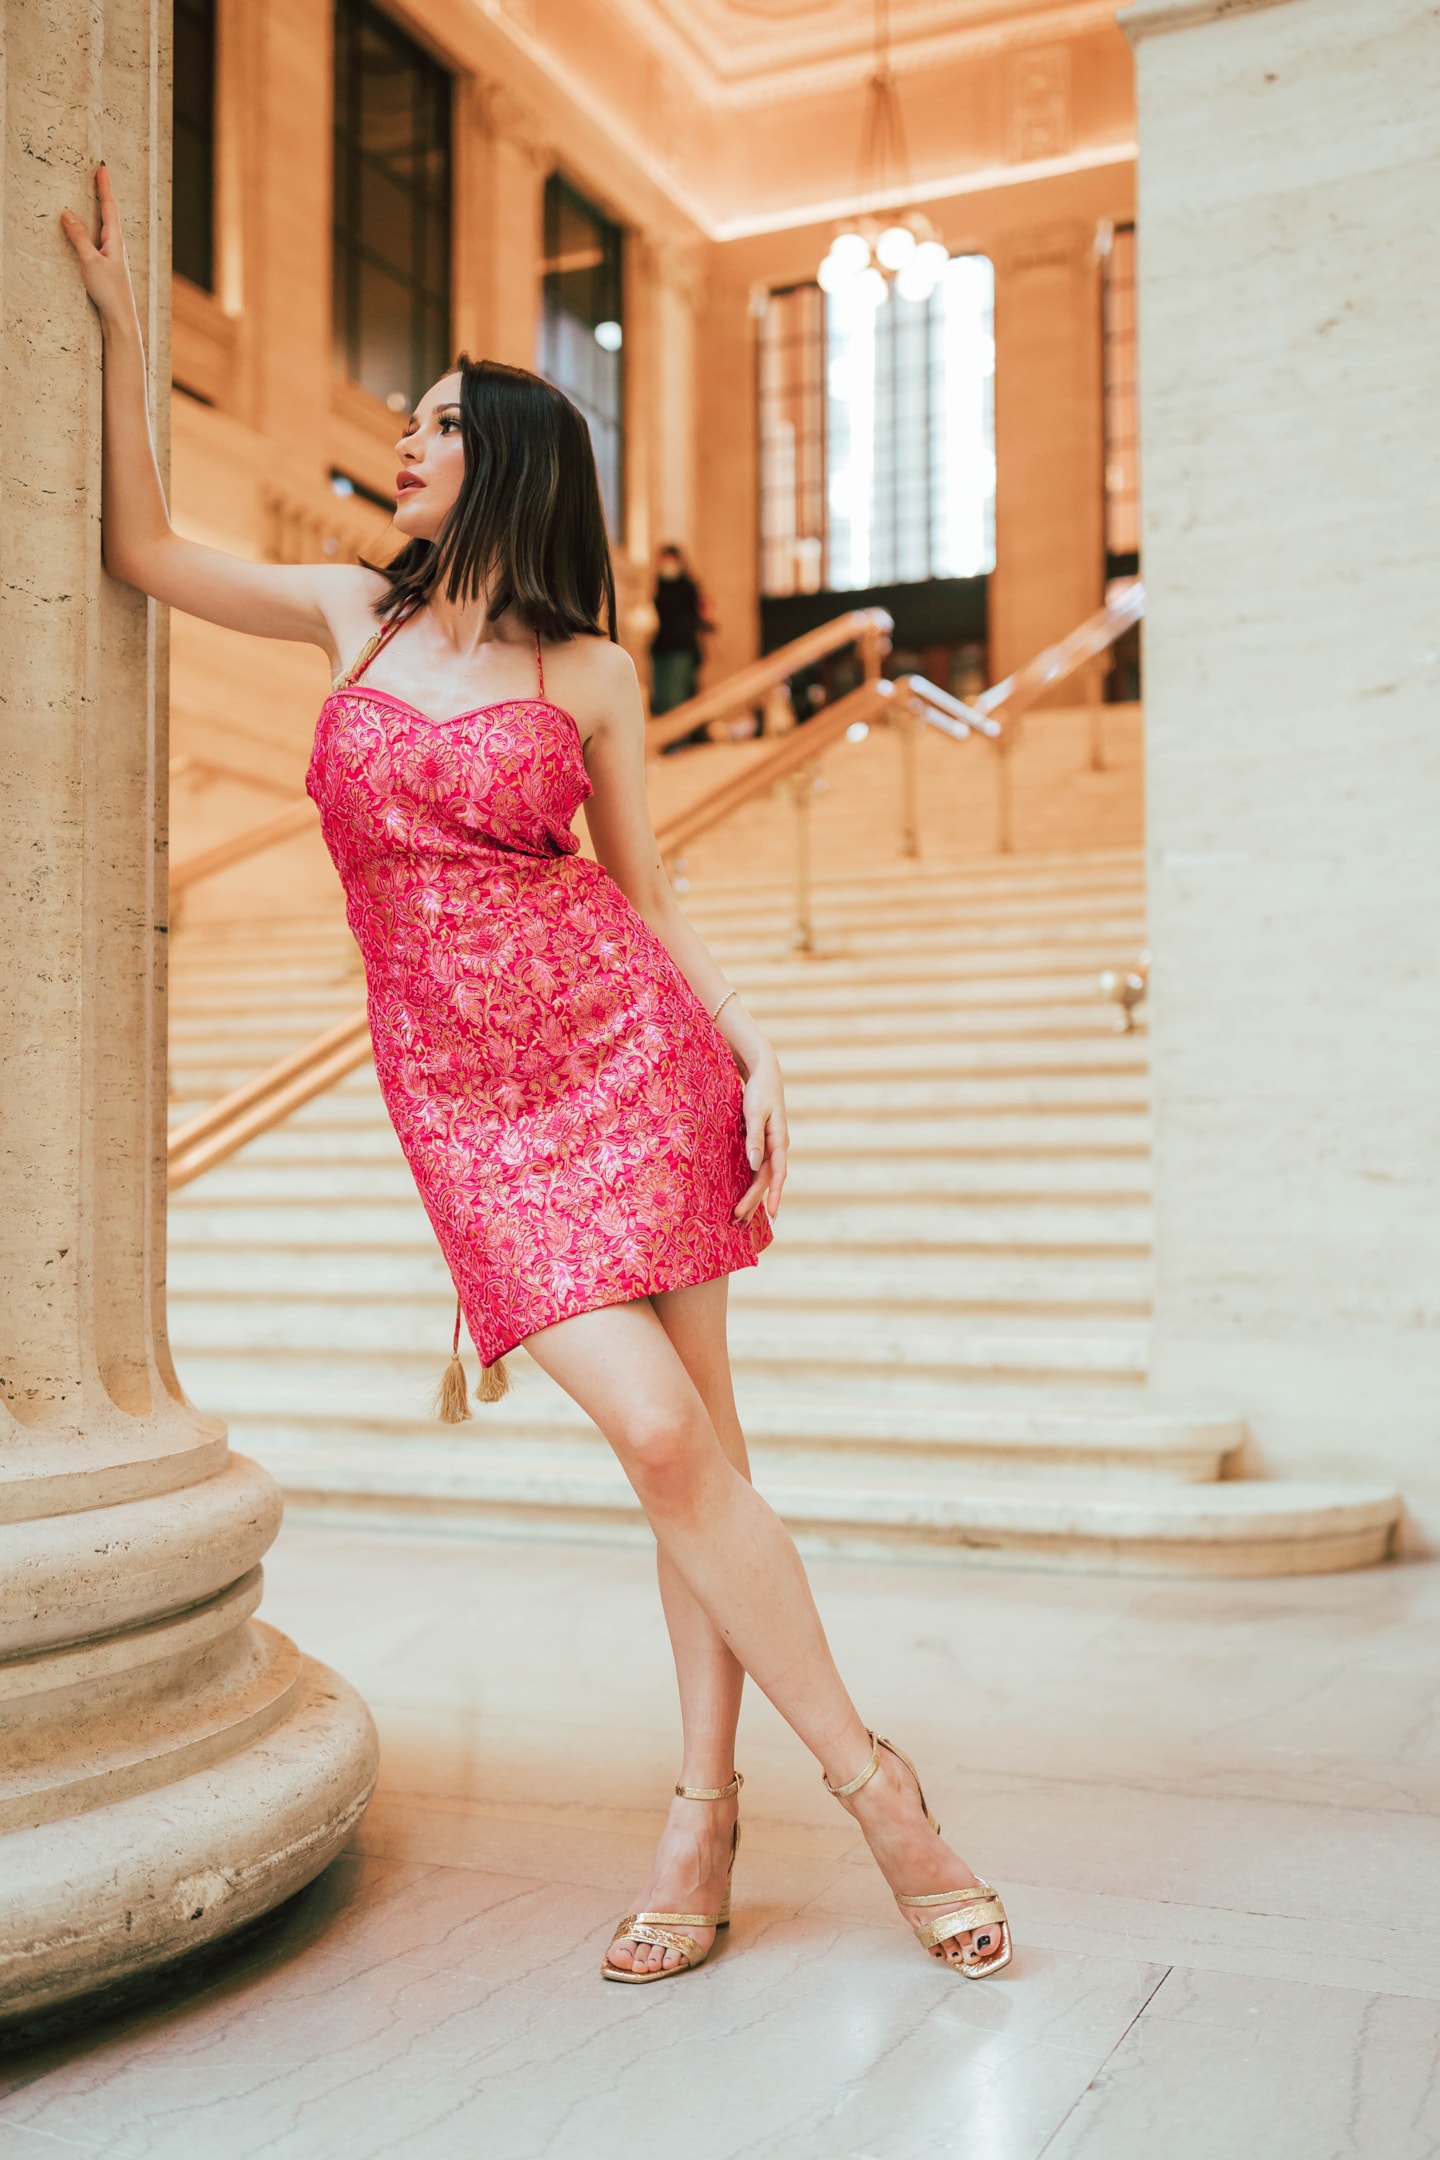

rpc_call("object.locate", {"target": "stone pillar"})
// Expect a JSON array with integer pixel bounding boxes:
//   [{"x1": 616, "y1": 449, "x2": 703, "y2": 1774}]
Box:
[
  {"x1": 989, "y1": 219, "x2": 1107, "y2": 689},
  {"x1": 650, "y1": 240, "x2": 701, "y2": 557},
  {"x1": 459, "y1": 84, "x2": 546, "y2": 372},
  {"x1": 1124, "y1": 0, "x2": 1440, "y2": 1531},
  {"x1": 0, "y1": 0, "x2": 376, "y2": 2029}
]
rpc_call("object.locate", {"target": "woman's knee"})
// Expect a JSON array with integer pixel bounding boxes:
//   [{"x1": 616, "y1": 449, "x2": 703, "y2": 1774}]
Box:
[{"x1": 614, "y1": 1398, "x2": 715, "y2": 1513}]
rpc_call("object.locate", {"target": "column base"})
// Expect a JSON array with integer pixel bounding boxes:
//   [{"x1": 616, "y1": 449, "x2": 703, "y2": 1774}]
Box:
[{"x1": 0, "y1": 1652, "x2": 378, "y2": 2030}]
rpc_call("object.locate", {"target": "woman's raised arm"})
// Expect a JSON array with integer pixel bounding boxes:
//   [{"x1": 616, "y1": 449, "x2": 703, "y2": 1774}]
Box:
[{"x1": 61, "y1": 165, "x2": 370, "y2": 656}]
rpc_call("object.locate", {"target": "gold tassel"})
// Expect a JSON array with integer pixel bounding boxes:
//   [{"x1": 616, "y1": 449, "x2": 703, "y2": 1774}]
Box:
[
  {"x1": 433, "y1": 1297, "x2": 473, "y2": 1423},
  {"x1": 477, "y1": 1357, "x2": 510, "y2": 1403},
  {"x1": 433, "y1": 1353, "x2": 472, "y2": 1424}
]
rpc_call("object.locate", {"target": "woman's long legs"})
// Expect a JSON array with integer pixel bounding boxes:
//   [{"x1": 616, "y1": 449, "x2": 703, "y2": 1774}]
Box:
[
  {"x1": 604, "y1": 1281, "x2": 749, "y2": 1974},
  {"x1": 523, "y1": 1284, "x2": 994, "y2": 1963}
]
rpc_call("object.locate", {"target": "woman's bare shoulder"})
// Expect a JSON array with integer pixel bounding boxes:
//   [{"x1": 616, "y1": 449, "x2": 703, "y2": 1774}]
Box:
[{"x1": 544, "y1": 633, "x2": 640, "y2": 723}]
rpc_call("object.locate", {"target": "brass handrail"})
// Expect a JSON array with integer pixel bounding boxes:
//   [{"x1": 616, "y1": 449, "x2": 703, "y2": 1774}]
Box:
[
  {"x1": 979, "y1": 579, "x2": 1144, "y2": 727},
  {"x1": 170, "y1": 753, "x2": 304, "y2": 799},
  {"x1": 979, "y1": 579, "x2": 1144, "y2": 852},
  {"x1": 653, "y1": 677, "x2": 896, "y2": 858},
  {"x1": 167, "y1": 1008, "x2": 371, "y2": 1188},
  {"x1": 655, "y1": 675, "x2": 911, "y2": 953},
  {"x1": 170, "y1": 797, "x2": 318, "y2": 893},
  {"x1": 646, "y1": 607, "x2": 892, "y2": 755},
  {"x1": 905, "y1": 675, "x2": 1001, "y2": 743}
]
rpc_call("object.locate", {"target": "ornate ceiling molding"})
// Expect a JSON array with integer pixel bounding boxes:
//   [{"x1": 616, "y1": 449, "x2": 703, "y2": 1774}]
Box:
[
  {"x1": 711, "y1": 139, "x2": 1136, "y2": 241},
  {"x1": 599, "y1": 0, "x2": 1123, "y2": 107},
  {"x1": 475, "y1": 0, "x2": 1135, "y2": 242}
]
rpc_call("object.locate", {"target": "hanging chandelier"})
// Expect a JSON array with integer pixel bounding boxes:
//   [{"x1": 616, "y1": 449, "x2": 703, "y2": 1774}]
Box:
[{"x1": 817, "y1": 0, "x2": 947, "y2": 308}]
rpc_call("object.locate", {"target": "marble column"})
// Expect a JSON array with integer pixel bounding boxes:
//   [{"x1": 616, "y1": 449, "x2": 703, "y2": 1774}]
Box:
[
  {"x1": 1124, "y1": 0, "x2": 1440, "y2": 1531},
  {"x1": 0, "y1": 0, "x2": 377, "y2": 2028},
  {"x1": 989, "y1": 219, "x2": 1107, "y2": 690},
  {"x1": 457, "y1": 83, "x2": 547, "y2": 373}
]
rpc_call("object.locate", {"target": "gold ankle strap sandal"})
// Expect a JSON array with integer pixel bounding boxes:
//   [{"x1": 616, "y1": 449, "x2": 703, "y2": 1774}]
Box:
[
  {"x1": 825, "y1": 1733, "x2": 1012, "y2": 1979},
  {"x1": 601, "y1": 1772, "x2": 743, "y2": 1985}
]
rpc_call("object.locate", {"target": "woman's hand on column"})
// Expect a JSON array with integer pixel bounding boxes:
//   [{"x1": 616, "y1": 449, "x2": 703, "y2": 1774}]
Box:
[
  {"x1": 734, "y1": 1041, "x2": 789, "y2": 1225},
  {"x1": 57, "y1": 163, "x2": 348, "y2": 653},
  {"x1": 61, "y1": 165, "x2": 139, "y2": 335}
]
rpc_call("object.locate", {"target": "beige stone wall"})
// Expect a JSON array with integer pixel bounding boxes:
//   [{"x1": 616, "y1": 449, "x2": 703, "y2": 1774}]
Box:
[{"x1": 1129, "y1": 0, "x2": 1440, "y2": 1533}]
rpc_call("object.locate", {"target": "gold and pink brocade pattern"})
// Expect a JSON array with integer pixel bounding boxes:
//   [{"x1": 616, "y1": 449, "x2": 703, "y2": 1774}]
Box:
[{"x1": 306, "y1": 680, "x2": 768, "y2": 1364}]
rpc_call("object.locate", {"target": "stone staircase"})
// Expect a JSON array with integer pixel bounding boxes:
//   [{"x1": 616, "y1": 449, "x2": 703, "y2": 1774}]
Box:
[{"x1": 167, "y1": 748, "x2": 1400, "y2": 1574}]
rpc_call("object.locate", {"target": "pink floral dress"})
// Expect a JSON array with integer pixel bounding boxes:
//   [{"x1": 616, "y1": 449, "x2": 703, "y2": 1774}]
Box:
[{"x1": 306, "y1": 614, "x2": 769, "y2": 1367}]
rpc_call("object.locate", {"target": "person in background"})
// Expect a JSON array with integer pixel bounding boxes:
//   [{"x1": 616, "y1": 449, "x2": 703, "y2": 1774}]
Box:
[{"x1": 650, "y1": 544, "x2": 711, "y2": 714}]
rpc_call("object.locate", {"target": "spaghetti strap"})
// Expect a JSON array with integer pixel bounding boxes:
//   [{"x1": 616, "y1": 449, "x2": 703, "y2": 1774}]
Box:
[
  {"x1": 333, "y1": 603, "x2": 415, "y2": 694},
  {"x1": 534, "y1": 630, "x2": 545, "y2": 700}
]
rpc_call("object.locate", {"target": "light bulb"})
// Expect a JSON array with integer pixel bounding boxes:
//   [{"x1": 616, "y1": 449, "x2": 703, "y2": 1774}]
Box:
[
  {"x1": 818, "y1": 251, "x2": 853, "y2": 294},
  {"x1": 895, "y1": 261, "x2": 938, "y2": 304},
  {"x1": 828, "y1": 231, "x2": 871, "y2": 278},
  {"x1": 594, "y1": 319, "x2": 623, "y2": 352},
  {"x1": 856, "y1": 266, "x2": 889, "y2": 309},
  {"x1": 876, "y1": 224, "x2": 918, "y2": 270},
  {"x1": 912, "y1": 240, "x2": 949, "y2": 279}
]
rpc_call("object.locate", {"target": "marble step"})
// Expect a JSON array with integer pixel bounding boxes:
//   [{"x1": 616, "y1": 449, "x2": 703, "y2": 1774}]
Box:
[
  {"x1": 167, "y1": 1297, "x2": 1150, "y2": 1379},
  {"x1": 173, "y1": 1350, "x2": 1223, "y2": 1468},
  {"x1": 225, "y1": 1420, "x2": 1399, "y2": 1578},
  {"x1": 178, "y1": 1152, "x2": 1150, "y2": 1204},
  {"x1": 766, "y1": 1037, "x2": 1147, "y2": 1077},
  {"x1": 167, "y1": 1242, "x2": 1153, "y2": 1310},
  {"x1": 169, "y1": 1076, "x2": 1155, "y2": 1128},
  {"x1": 167, "y1": 1004, "x2": 1151, "y2": 1057},
  {"x1": 169, "y1": 1028, "x2": 1157, "y2": 1080},
  {"x1": 680, "y1": 882, "x2": 1145, "y2": 924},
  {"x1": 224, "y1": 1108, "x2": 1152, "y2": 1160},
  {"x1": 177, "y1": 1078, "x2": 1152, "y2": 1133},
  {"x1": 779, "y1": 1075, "x2": 1150, "y2": 1112},
  {"x1": 688, "y1": 922, "x2": 1148, "y2": 965},
  {"x1": 168, "y1": 1195, "x2": 1152, "y2": 1250},
  {"x1": 167, "y1": 947, "x2": 1147, "y2": 1000}
]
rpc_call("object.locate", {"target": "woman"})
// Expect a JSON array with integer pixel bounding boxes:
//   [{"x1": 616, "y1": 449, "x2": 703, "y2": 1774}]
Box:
[{"x1": 63, "y1": 168, "x2": 1010, "y2": 1985}]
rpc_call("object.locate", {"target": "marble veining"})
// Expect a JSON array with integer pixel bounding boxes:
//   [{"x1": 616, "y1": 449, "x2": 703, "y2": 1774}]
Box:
[{"x1": 3, "y1": 1528, "x2": 1440, "y2": 2155}]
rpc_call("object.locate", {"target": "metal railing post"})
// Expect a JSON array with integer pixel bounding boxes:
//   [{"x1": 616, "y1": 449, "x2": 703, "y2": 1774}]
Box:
[
  {"x1": 900, "y1": 707, "x2": 920, "y2": 859},
  {"x1": 790, "y1": 766, "x2": 816, "y2": 953},
  {"x1": 996, "y1": 738, "x2": 1015, "y2": 854}
]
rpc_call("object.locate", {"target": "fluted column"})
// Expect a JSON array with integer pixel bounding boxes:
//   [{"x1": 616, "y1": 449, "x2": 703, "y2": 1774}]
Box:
[{"x1": 0, "y1": 0, "x2": 376, "y2": 2029}]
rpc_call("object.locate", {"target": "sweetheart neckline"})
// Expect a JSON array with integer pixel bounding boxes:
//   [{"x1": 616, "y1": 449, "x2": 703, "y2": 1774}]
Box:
[{"x1": 324, "y1": 682, "x2": 587, "y2": 744}]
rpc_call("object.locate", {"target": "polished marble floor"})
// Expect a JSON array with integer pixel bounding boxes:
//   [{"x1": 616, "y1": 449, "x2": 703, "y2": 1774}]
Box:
[{"x1": 3, "y1": 1525, "x2": 1439, "y2": 2158}]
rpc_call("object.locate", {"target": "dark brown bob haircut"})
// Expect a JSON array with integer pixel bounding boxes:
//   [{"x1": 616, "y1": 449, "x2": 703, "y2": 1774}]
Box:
[{"x1": 369, "y1": 355, "x2": 617, "y2": 642}]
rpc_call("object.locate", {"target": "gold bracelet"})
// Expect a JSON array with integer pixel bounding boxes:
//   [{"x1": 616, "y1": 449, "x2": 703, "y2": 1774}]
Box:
[{"x1": 710, "y1": 988, "x2": 738, "y2": 1024}]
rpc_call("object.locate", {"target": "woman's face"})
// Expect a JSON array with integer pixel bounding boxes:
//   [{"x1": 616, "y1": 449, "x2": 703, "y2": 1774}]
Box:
[{"x1": 393, "y1": 373, "x2": 464, "y2": 540}]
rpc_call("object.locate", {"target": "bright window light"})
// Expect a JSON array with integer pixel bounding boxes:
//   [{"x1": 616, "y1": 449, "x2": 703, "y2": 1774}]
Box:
[{"x1": 824, "y1": 252, "x2": 995, "y2": 592}]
